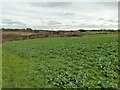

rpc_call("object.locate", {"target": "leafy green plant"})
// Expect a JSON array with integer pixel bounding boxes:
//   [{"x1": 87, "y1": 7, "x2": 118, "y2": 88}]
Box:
[{"x1": 2, "y1": 34, "x2": 118, "y2": 88}]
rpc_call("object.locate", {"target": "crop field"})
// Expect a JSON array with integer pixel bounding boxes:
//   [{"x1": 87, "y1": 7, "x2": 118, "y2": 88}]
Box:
[{"x1": 2, "y1": 34, "x2": 118, "y2": 88}]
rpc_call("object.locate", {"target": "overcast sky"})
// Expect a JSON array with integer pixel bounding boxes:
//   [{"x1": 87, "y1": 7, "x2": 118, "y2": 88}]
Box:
[{"x1": 1, "y1": 1, "x2": 118, "y2": 30}]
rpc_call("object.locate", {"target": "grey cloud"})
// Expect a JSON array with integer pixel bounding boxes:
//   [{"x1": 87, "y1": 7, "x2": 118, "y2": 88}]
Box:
[
  {"x1": 98, "y1": 18, "x2": 118, "y2": 23},
  {"x1": 31, "y1": 2, "x2": 72, "y2": 8},
  {"x1": 41, "y1": 21, "x2": 45, "y2": 23},
  {"x1": 65, "y1": 23, "x2": 112, "y2": 28},
  {"x1": 98, "y1": 18, "x2": 105, "y2": 20},
  {"x1": 31, "y1": 23, "x2": 117, "y2": 30},
  {"x1": 62, "y1": 12, "x2": 75, "y2": 16},
  {"x1": 72, "y1": 22, "x2": 77, "y2": 23},
  {"x1": 98, "y1": 2, "x2": 118, "y2": 9},
  {"x1": 55, "y1": 12, "x2": 76, "y2": 17},
  {"x1": 47, "y1": 21, "x2": 62, "y2": 25},
  {"x1": 78, "y1": 23, "x2": 117, "y2": 28},
  {"x1": 32, "y1": 25, "x2": 62, "y2": 30},
  {"x1": 2, "y1": 19, "x2": 26, "y2": 26},
  {"x1": 2, "y1": 2, "x2": 117, "y2": 29},
  {"x1": 79, "y1": 24, "x2": 106, "y2": 28},
  {"x1": 107, "y1": 19, "x2": 118, "y2": 23}
]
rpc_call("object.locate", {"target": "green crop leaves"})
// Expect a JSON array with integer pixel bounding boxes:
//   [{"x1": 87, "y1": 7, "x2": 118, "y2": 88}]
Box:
[{"x1": 2, "y1": 34, "x2": 119, "y2": 88}]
